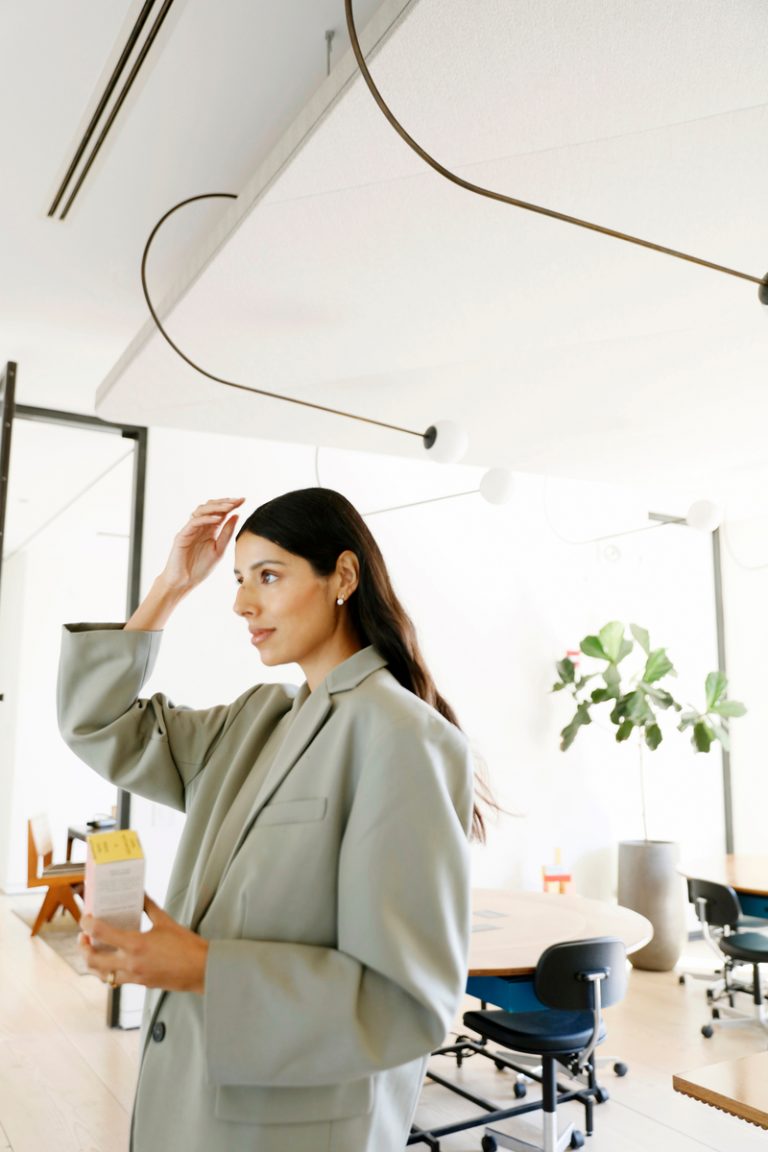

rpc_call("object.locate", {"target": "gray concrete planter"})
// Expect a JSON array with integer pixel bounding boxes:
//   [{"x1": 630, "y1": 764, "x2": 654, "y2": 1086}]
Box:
[{"x1": 617, "y1": 839, "x2": 686, "y2": 971}]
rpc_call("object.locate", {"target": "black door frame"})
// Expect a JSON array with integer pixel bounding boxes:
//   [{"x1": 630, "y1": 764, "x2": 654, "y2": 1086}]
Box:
[{"x1": 0, "y1": 364, "x2": 147, "y2": 1026}]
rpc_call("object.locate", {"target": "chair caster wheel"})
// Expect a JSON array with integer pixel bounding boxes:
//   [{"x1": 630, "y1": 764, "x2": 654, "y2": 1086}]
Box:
[
  {"x1": 570, "y1": 1131, "x2": 585, "y2": 1149},
  {"x1": 701, "y1": 1024, "x2": 714, "y2": 1038},
  {"x1": 705, "y1": 989, "x2": 714, "y2": 1002},
  {"x1": 679, "y1": 974, "x2": 687, "y2": 985},
  {"x1": 494, "y1": 1060, "x2": 506, "y2": 1071},
  {"x1": 481, "y1": 1137, "x2": 498, "y2": 1152},
  {"x1": 514, "y1": 1081, "x2": 527, "y2": 1098},
  {"x1": 456, "y1": 1055, "x2": 464, "y2": 1068},
  {"x1": 594, "y1": 1086, "x2": 610, "y2": 1104},
  {"x1": 613, "y1": 1062, "x2": 628, "y2": 1077},
  {"x1": 712, "y1": 1008, "x2": 720, "y2": 1020}
]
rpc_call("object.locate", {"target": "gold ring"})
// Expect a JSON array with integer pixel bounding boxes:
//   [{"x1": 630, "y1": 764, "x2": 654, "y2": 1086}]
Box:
[{"x1": 106, "y1": 971, "x2": 116, "y2": 987}]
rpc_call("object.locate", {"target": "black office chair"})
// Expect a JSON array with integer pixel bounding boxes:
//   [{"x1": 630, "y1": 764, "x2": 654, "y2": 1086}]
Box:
[
  {"x1": 461, "y1": 937, "x2": 627, "y2": 1152},
  {"x1": 686, "y1": 877, "x2": 768, "y2": 1037}
]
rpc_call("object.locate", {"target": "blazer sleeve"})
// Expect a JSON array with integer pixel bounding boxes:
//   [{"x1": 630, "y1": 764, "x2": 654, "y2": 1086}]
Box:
[
  {"x1": 56, "y1": 623, "x2": 241, "y2": 810},
  {"x1": 204, "y1": 709, "x2": 474, "y2": 1087}
]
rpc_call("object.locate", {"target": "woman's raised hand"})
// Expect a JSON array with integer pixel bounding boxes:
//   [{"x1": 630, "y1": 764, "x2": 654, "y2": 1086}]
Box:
[
  {"x1": 162, "y1": 497, "x2": 245, "y2": 592},
  {"x1": 125, "y1": 497, "x2": 245, "y2": 631}
]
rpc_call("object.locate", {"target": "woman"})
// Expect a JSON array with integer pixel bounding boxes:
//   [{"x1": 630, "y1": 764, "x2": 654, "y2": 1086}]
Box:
[{"x1": 57, "y1": 488, "x2": 478, "y2": 1152}]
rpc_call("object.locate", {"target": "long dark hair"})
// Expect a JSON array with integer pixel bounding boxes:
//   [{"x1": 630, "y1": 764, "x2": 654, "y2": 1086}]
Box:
[{"x1": 238, "y1": 487, "x2": 492, "y2": 841}]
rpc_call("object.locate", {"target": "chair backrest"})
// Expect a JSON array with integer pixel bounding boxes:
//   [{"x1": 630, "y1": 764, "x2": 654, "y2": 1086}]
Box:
[
  {"x1": 534, "y1": 936, "x2": 628, "y2": 1012},
  {"x1": 687, "y1": 877, "x2": 741, "y2": 930},
  {"x1": 27, "y1": 814, "x2": 53, "y2": 882}
]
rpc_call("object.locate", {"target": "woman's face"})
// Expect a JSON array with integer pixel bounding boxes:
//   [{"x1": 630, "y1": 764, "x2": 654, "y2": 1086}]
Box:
[{"x1": 233, "y1": 532, "x2": 358, "y2": 687}]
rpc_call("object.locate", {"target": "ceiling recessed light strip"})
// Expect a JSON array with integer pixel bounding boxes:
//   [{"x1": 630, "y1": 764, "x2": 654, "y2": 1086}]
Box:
[
  {"x1": 140, "y1": 192, "x2": 468, "y2": 461},
  {"x1": 344, "y1": 0, "x2": 768, "y2": 306},
  {"x1": 49, "y1": 0, "x2": 178, "y2": 221}
]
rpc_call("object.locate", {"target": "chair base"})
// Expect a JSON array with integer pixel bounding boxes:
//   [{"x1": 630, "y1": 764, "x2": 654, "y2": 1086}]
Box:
[
  {"x1": 30, "y1": 883, "x2": 83, "y2": 936},
  {"x1": 702, "y1": 997, "x2": 768, "y2": 1037},
  {"x1": 483, "y1": 1112, "x2": 579, "y2": 1152}
]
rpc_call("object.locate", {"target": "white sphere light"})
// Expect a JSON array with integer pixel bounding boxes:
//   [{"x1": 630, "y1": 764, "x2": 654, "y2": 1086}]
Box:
[
  {"x1": 479, "y1": 467, "x2": 514, "y2": 505},
  {"x1": 686, "y1": 499, "x2": 723, "y2": 533},
  {"x1": 422, "y1": 420, "x2": 469, "y2": 464}
]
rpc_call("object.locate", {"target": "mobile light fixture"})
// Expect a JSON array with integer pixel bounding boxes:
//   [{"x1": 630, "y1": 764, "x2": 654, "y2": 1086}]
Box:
[
  {"x1": 344, "y1": 0, "x2": 768, "y2": 310},
  {"x1": 363, "y1": 464, "x2": 514, "y2": 516},
  {"x1": 568, "y1": 500, "x2": 724, "y2": 545},
  {"x1": 140, "y1": 193, "x2": 469, "y2": 463}
]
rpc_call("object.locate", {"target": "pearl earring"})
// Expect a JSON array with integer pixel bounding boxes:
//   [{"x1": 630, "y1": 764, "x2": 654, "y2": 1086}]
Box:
[{"x1": 336, "y1": 597, "x2": 344, "y2": 606}]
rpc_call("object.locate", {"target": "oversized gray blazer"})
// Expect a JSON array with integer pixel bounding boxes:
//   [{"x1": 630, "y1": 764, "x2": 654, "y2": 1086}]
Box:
[{"x1": 57, "y1": 625, "x2": 474, "y2": 1152}]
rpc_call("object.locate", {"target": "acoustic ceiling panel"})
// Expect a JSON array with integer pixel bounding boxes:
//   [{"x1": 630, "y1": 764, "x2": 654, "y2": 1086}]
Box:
[{"x1": 95, "y1": 0, "x2": 768, "y2": 490}]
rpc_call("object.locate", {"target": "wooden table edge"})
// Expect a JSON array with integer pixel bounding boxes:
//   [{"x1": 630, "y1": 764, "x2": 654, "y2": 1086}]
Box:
[{"x1": 672, "y1": 1071, "x2": 768, "y2": 1131}]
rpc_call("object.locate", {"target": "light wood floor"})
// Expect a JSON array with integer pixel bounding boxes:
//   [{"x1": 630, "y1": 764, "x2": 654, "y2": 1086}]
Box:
[{"x1": 1, "y1": 892, "x2": 767, "y2": 1151}]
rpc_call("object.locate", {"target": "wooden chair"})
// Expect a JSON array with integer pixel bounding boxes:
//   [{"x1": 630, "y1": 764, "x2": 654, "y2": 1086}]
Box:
[{"x1": 27, "y1": 814, "x2": 85, "y2": 936}]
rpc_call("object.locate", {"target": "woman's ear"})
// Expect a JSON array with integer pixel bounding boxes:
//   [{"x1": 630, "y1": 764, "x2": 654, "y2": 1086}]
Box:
[{"x1": 335, "y1": 550, "x2": 360, "y2": 600}]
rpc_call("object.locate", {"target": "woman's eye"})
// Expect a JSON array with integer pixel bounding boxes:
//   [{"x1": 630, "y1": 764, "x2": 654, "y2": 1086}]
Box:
[{"x1": 261, "y1": 571, "x2": 278, "y2": 584}]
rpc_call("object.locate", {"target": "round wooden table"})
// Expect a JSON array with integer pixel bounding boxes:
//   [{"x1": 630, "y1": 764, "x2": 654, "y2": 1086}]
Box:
[{"x1": 469, "y1": 889, "x2": 653, "y2": 977}]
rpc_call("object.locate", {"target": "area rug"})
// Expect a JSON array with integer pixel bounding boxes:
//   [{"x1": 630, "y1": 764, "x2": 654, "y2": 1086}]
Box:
[{"x1": 12, "y1": 904, "x2": 91, "y2": 975}]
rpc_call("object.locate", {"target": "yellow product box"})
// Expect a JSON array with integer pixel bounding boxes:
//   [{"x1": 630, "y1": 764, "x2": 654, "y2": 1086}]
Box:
[{"x1": 85, "y1": 829, "x2": 145, "y2": 933}]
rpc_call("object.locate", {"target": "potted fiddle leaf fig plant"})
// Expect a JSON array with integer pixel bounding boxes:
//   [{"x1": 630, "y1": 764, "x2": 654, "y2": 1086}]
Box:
[{"x1": 552, "y1": 621, "x2": 746, "y2": 971}]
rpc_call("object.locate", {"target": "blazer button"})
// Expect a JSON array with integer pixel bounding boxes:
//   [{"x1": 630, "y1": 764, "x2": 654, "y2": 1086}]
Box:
[{"x1": 151, "y1": 1021, "x2": 166, "y2": 1043}]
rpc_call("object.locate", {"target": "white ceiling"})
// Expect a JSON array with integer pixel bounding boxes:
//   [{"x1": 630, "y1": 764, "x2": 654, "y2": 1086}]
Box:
[{"x1": 3, "y1": 0, "x2": 768, "y2": 502}]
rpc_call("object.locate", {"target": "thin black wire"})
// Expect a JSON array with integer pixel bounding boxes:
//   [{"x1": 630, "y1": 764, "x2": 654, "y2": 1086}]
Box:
[
  {"x1": 345, "y1": 0, "x2": 765, "y2": 291},
  {"x1": 313, "y1": 442, "x2": 478, "y2": 515},
  {"x1": 140, "y1": 193, "x2": 425, "y2": 440}
]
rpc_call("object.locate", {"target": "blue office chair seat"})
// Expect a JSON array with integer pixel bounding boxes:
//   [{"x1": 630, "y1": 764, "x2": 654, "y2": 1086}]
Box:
[
  {"x1": 719, "y1": 932, "x2": 768, "y2": 963},
  {"x1": 463, "y1": 1008, "x2": 607, "y2": 1056}
]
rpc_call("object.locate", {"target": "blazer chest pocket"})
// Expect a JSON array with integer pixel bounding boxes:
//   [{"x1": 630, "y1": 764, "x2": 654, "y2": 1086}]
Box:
[
  {"x1": 254, "y1": 797, "x2": 327, "y2": 827},
  {"x1": 214, "y1": 1077, "x2": 373, "y2": 1124}
]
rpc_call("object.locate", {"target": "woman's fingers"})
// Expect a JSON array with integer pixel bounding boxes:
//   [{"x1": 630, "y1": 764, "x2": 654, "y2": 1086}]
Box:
[{"x1": 189, "y1": 497, "x2": 245, "y2": 520}]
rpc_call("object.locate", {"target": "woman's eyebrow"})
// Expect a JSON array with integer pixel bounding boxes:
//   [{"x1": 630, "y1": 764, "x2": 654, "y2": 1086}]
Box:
[{"x1": 233, "y1": 559, "x2": 288, "y2": 576}]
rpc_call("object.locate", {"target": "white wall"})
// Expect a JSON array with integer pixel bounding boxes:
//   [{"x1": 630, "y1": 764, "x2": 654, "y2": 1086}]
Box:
[{"x1": 127, "y1": 426, "x2": 727, "y2": 913}]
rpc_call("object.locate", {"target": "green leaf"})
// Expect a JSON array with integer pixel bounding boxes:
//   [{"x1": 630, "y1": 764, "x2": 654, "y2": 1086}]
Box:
[
  {"x1": 615, "y1": 720, "x2": 634, "y2": 742},
  {"x1": 645, "y1": 723, "x2": 663, "y2": 750},
  {"x1": 625, "y1": 690, "x2": 655, "y2": 725},
  {"x1": 610, "y1": 696, "x2": 630, "y2": 725},
  {"x1": 555, "y1": 658, "x2": 576, "y2": 685},
  {"x1": 590, "y1": 687, "x2": 612, "y2": 703},
  {"x1": 617, "y1": 637, "x2": 634, "y2": 663},
  {"x1": 630, "y1": 624, "x2": 650, "y2": 654},
  {"x1": 705, "y1": 670, "x2": 727, "y2": 709},
  {"x1": 644, "y1": 648, "x2": 675, "y2": 684},
  {"x1": 678, "y1": 710, "x2": 698, "y2": 731},
  {"x1": 711, "y1": 699, "x2": 747, "y2": 718},
  {"x1": 603, "y1": 664, "x2": 621, "y2": 691},
  {"x1": 581, "y1": 635, "x2": 607, "y2": 659},
  {"x1": 599, "y1": 622, "x2": 627, "y2": 663},
  {"x1": 559, "y1": 703, "x2": 592, "y2": 751},
  {"x1": 642, "y1": 685, "x2": 678, "y2": 710},
  {"x1": 692, "y1": 720, "x2": 714, "y2": 752}
]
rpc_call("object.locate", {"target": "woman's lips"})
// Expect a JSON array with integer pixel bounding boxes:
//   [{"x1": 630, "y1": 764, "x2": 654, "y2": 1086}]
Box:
[{"x1": 249, "y1": 629, "x2": 275, "y2": 646}]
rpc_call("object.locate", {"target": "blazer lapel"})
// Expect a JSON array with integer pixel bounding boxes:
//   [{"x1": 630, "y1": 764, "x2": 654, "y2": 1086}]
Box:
[
  {"x1": 188, "y1": 683, "x2": 331, "y2": 930},
  {"x1": 190, "y1": 646, "x2": 387, "y2": 930},
  {"x1": 238, "y1": 679, "x2": 332, "y2": 837}
]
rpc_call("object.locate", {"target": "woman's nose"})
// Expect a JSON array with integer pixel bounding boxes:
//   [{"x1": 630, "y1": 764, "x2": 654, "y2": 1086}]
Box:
[{"x1": 233, "y1": 587, "x2": 257, "y2": 617}]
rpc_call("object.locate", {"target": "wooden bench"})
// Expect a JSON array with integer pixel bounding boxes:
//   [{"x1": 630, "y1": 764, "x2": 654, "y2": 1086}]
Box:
[{"x1": 673, "y1": 1051, "x2": 768, "y2": 1130}]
